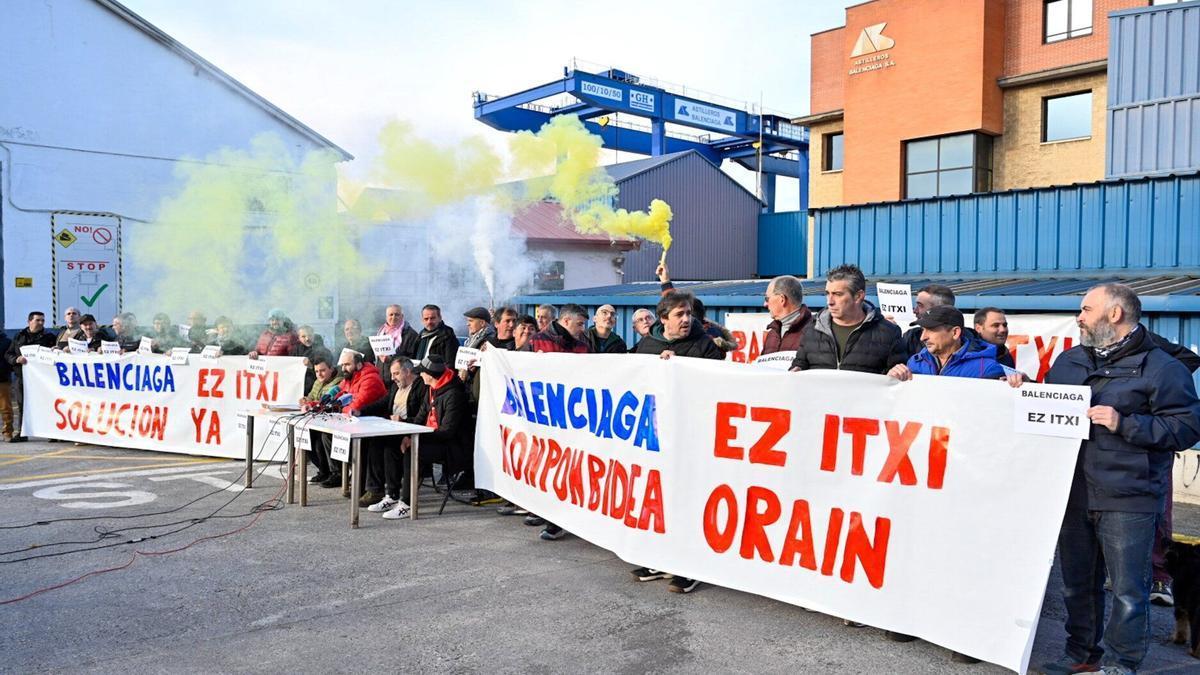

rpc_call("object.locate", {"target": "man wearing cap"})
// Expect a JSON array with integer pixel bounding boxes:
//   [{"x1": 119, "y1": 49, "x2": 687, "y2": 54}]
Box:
[
  {"x1": 888, "y1": 306, "x2": 1008, "y2": 381},
  {"x1": 78, "y1": 314, "x2": 104, "y2": 352},
  {"x1": 415, "y1": 304, "x2": 459, "y2": 368},
  {"x1": 377, "y1": 304, "x2": 420, "y2": 363},
  {"x1": 586, "y1": 305, "x2": 628, "y2": 354},
  {"x1": 459, "y1": 306, "x2": 495, "y2": 393},
  {"x1": 411, "y1": 355, "x2": 472, "y2": 499},
  {"x1": 249, "y1": 309, "x2": 298, "y2": 358}
]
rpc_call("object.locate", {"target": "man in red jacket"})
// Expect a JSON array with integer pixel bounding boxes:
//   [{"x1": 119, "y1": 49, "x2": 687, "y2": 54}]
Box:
[
  {"x1": 249, "y1": 308, "x2": 299, "y2": 358},
  {"x1": 761, "y1": 275, "x2": 812, "y2": 356},
  {"x1": 317, "y1": 348, "x2": 388, "y2": 491}
]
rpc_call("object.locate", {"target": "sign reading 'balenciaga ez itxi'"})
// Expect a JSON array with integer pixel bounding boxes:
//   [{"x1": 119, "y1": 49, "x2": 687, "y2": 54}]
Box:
[{"x1": 849, "y1": 22, "x2": 896, "y2": 75}]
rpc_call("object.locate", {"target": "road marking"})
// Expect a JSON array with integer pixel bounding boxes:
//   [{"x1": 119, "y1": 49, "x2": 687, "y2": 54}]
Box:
[
  {"x1": 33, "y1": 482, "x2": 157, "y2": 509},
  {"x1": 0, "y1": 446, "x2": 84, "y2": 468},
  {"x1": 0, "y1": 462, "x2": 241, "y2": 490},
  {"x1": 149, "y1": 470, "x2": 244, "y2": 493}
]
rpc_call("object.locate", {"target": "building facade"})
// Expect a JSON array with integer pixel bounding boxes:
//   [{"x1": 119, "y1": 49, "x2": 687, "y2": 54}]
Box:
[{"x1": 797, "y1": 0, "x2": 1195, "y2": 209}]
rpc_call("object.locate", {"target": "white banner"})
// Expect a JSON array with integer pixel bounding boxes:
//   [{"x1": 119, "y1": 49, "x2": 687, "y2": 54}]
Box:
[
  {"x1": 725, "y1": 311, "x2": 1078, "y2": 382},
  {"x1": 475, "y1": 350, "x2": 1083, "y2": 672},
  {"x1": 22, "y1": 353, "x2": 306, "y2": 460}
]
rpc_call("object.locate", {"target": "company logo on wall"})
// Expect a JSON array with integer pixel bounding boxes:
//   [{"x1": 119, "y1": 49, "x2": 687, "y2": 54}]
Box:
[{"x1": 849, "y1": 22, "x2": 896, "y2": 75}]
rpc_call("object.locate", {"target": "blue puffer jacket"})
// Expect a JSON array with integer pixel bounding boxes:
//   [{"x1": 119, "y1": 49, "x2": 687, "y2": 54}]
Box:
[
  {"x1": 1047, "y1": 325, "x2": 1200, "y2": 513},
  {"x1": 907, "y1": 338, "x2": 1007, "y2": 379}
]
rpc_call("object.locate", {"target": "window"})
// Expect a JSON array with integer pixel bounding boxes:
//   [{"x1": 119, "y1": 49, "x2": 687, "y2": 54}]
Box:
[
  {"x1": 1044, "y1": 0, "x2": 1092, "y2": 43},
  {"x1": 903, "y1": 133, "x2": 993, "y2": 200},
  {"x1": 822, "y1": 132, "x2": 844, "y2": 171},
  {"x1": 1043, "y1": 91, "x2": 1092, "y2": 142},
  {"x1": 1151, "y1": 0, "x2": 1183, "y2": 6}
]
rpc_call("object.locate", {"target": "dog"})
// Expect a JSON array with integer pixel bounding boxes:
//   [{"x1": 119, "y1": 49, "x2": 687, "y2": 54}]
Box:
[{"x1": 1166, "y1": 537, "x2": 1200, "y2": 658}]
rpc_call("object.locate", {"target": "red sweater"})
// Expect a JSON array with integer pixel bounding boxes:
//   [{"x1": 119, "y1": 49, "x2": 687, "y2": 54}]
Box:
[{"x1": 341, "y1": 362, "x2": 387, "y2": 414}]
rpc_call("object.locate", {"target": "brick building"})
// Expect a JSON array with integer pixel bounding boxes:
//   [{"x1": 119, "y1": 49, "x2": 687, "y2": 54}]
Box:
[{"x1": 797, "y1": 0, "x2": 1188, "y2": 208}]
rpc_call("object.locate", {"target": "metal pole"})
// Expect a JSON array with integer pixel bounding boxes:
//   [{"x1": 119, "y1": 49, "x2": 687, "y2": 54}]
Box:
[
  {"x1": 351, "y1": 438, "x2": 362, "y2": 529},
  {"x1": 299, "y1": 426, "x2": 308, "y2": 507},
  {"x1": 410, "y1": 434, "x2": 420, "y2": 521},
  {"x1": 244, "y1": 414, "x2": 254, "y2": 488},
  {"x1": 286, "y1": 423, "x2": 295, "y2": 505}
]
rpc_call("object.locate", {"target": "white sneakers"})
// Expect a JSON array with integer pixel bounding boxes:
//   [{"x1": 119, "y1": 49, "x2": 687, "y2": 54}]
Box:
[
  {"x1": 381, "y1": 500, "x2": 411, "y2": 520},
  {"x1": 367, "y1": 496, "x2": 398, "y2": 512}
]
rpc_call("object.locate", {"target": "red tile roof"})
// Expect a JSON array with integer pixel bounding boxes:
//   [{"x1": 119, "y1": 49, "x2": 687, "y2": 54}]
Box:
[{"x1": 512, "y1": 201, "x2": 638, "y2": 250}]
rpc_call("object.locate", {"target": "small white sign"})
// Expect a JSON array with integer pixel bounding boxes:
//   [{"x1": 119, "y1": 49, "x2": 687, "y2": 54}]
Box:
[
  {"x1": 36, "y1": 346, "x2": 56, "y2": 364},
  {"x1": 1013, "y1": 383, "x2": 1091, "y2": 440},
  {"x1": 330, "y1": 432, "x2": 351, "y2": 462},
  {"x1": 876, "y1": 283, "x2": 917, "y2": 329},
  {"x1": 236, "y1": 410, "x2": 249, "y2": 432},
  {"x1": 751, "y1": 351, "x2": 797, "y2": 371},
  {"x1": 455, "y1": 347, "x2": 481, "y2": 370},
  {"x1": 68, "y1": 338, "x2": 90, "y2": 354},
  {"x1": 247, "y1": 358, "x2": 268, "y2": 375},
  {"x1": 169, "y1": 347, "x2": 190, "y2": 365},
  {"x1": 368, "y1": 334, "x2": 396, "y2": 358},
  {"x1": 673, "y1": 98, "x2": 738, "y2": 133},
  {"x1": 200, "y1": 345, "x2": 222, "y2": 360},
  {"x1": 296, "y1": 430, "x2": 311, "y2": 452},
  {"x1": 177, "y1": 324, "x2": 191, "y2": 338},
  {"x1": 137, "y1": 336, "x2": 154, "y2": 354},
  {"x1": 630, "y1": 89, "x2": 656, "y2": 112},
  {"x1": 581, "y1": 80, "x2": 623, "y2": 102},
  {"x1": 19, "y1": 345, "x2": 39, "y2": 358},
  {"x1": 100, "y1": 341, "x2": 121, "y2": 355}
]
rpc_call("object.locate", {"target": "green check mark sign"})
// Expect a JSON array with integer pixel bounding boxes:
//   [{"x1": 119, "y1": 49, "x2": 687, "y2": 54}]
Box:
[{"x1": 81, "y1": 284, "x2": 109, "y2": 308}]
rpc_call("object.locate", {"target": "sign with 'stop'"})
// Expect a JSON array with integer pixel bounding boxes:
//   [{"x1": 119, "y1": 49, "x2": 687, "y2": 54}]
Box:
[{"x1": 52, "y1": 213, "x2": 121, "y2": 323}]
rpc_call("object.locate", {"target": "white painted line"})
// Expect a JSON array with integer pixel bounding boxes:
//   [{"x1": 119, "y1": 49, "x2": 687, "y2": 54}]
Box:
[{"x1": 0, "y1": 463, "x2": 244, "y2": 491}]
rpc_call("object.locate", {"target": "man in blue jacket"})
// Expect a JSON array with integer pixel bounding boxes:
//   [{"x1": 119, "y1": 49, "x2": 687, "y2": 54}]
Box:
[
  {"x1": 1038, "y1": 283, "x2": 1200, "y2": 675},
  {"x1": 887, "y1": 305, "x2": 1006, "y2": 382}
]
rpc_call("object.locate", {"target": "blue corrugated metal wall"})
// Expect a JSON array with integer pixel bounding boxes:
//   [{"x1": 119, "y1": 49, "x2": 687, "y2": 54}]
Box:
[
  {"x1": 813, "y1": 172, "x2": 1200, "y2": 277},
  {"x1": 757, "y1": 210, "x2": 807, "y2": 276},
  {"x1": 1108, "y1": 2, "x2": 1200, "y2": 178}
]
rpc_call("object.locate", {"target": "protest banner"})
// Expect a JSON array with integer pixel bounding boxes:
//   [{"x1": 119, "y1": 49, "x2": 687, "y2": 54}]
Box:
[
  {"x1": 22, "y1": 352, "x2": 305, "y2": 460},
  {"x1": 475, "y1": 350, "x2": 1084, "y2": 672},
  {"x1": 725, "y1": 313, "x2": 771, "y2": 363}
]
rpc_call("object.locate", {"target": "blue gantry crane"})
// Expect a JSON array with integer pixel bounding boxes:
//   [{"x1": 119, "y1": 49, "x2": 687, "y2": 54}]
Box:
[{"x1": 473, "y1": 67, "x2": 809, "y2": 212}]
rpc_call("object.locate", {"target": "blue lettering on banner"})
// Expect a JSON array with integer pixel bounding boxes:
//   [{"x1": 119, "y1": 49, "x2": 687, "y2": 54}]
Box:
[
  {"x1": 500, "y1": 376, "x2": 659, "y2": 452},
  {"x1": 580, "y1": 81, "x2": 623, "y2": 103},
  {"x1": 55, "y1": 361, "x2": 177, "y2": 393},
  {"x1": 673, "y1": 98, "x2": 738, "y2": 133},
  {"x1": 630, "y1": 90, "x2": 656, "y2": 112}
]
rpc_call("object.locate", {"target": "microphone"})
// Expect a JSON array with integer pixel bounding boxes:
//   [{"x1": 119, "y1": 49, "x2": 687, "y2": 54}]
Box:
[{"x1": 319, "y1": 385, "x2": 340, "y2": 405}]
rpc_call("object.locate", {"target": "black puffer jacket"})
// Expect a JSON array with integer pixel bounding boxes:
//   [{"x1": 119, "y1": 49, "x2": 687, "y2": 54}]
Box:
[
  {"x1": 413, "y1": 373, "x2": 471, "y2": 461},
  {"x1": 1047, "y1": 326, "x2": 1200, "y2": 513},
  {"x1": 415, "y1": 323, "x2": 459, "y2": 368},
  {"x1": 790, "y1": 301, "x2": 906, "y2": 374},
  {"x1": 5, "y1": 328, "x2": 58, "y2": 377},
  {"x1": 633, "y1": 320, "x2": 724, "y2": 360}
]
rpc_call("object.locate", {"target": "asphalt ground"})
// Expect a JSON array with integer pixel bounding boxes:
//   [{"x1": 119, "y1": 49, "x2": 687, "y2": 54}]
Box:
[{"x1": 2, "y1": 440, "x2": 1199, "y2": 674}]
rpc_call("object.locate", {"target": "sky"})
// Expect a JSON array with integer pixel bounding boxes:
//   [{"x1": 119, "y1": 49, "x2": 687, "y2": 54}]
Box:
[{"x1": 122, "y1": 0, "x2": 855, "y2": 211}]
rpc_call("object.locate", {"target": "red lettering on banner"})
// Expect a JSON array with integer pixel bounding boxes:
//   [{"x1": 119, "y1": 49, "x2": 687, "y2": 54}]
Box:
[
  {"x1": 729, "y1": 331, "x2": 762, "y2": 363},
  {"x1": 497, "y1": 426, "x2": 665, "y2": 534},
  {"x1": 1006, "y1": 335, "x2": 1030, "y2": 369},
  {"x1": 713, "y1": 402, "x2": 790, "y2": 466},
  {"x1": 1034, "y1": 336, "x2": 1072, "y2": 383},
  {"x1": 841, "y1": 512, "x2": 891, "y2": 589},
  {"x1": 702, "y1": 485, "x2": 890, "y2": 588},
  {"x1": 189, "y1": 408, "x2": 222, "y2": 444},
  {"x1": 197, "y1": 368, "x2": 225, "y2": 398},
  {"x1": 820, "y1": 414, "x2": 954, "y2": 489},
  {"x1": 51, "y1": 398, "x2": 168, "y2": 441}
]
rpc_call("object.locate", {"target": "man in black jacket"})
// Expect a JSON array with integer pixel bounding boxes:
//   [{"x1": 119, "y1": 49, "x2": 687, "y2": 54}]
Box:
[
  {"x1": 415, "y1": 304, "x2": 459, "y2": 367},
  {"x1": 4, "y1": 311, "x2": 58, "y2": 441},
  {"x1": 361, "y1": 357, "x2": 428, "y2": 519},
  {"x1": 633, "y1": 291, "x2": 725, "y2": 361},
  {"x1": 586, "y1": 304, "x2": 628, "y2": 354},
  {"x1": 411, "y1": 355, "x2": 471, "y2": 497},
  {"x1": 790, "y1": 264, "x2": 907, "y2": 374},
  {"x1": 629, "y1": 290, "x2": 722, "y2": 594},
  {"x1": 1037, "y1": 283, "x2": 1200, "y2": 675}
]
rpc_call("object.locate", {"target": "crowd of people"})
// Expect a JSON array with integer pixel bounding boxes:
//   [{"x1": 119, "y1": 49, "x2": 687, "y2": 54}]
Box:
[{"x1": 4, "y1": 260, "x2": 1198, "y2": 674}]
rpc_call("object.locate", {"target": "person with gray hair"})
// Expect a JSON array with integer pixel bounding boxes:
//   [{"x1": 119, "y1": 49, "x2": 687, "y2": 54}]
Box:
[
  {"x1": 762, "y1": 275, "x2": 812, "y2": 355},
  {"x1": 535, "y1": 304, "x2": 558, "y2": 333},
  {"x1": 1034, "y1": 282, "x2": 1200, "y2": 675},
  {"x1": 628, "y1": 308, "x2": 655, "y2": 352}
]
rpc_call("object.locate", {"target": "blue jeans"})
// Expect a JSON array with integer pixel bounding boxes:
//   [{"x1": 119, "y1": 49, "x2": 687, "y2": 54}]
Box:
[{"x1": 1058, "y1": 508, "x2": 1158, "y2": 670}]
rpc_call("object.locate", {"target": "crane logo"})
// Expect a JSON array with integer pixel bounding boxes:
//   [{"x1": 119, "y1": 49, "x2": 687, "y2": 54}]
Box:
[{"x1": 850, "y1": 23, "x2": 895, "y2": 57}]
